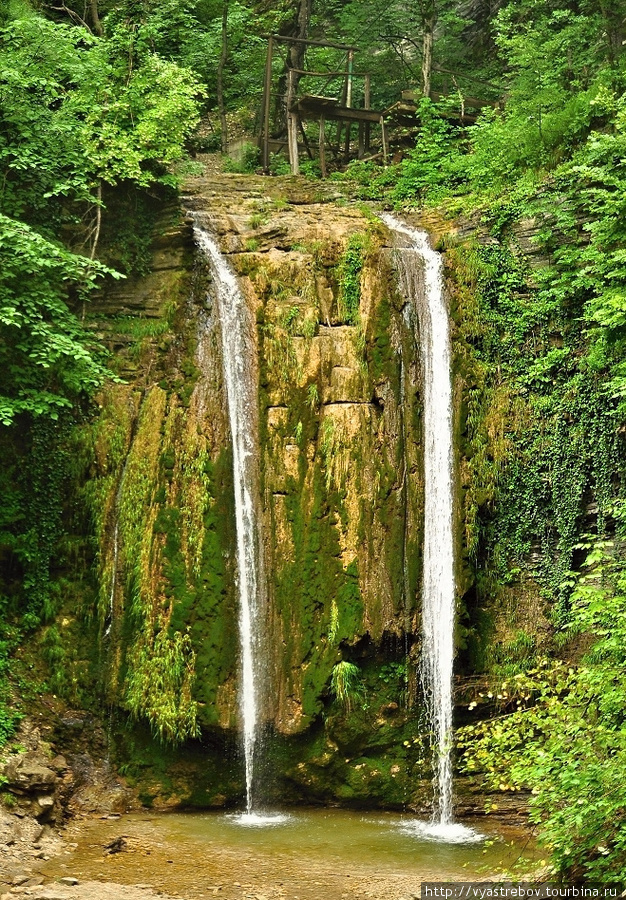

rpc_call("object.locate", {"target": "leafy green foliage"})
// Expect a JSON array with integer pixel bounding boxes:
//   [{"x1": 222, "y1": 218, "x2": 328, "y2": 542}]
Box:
[
  {"x1": 458, "y1": 525, "x2": 626, "y2": 881},
  {"x1": 345, "y1": 4, "x2": 626, "y2": 880},
  {"x1": 337, "y1": 233, "x2": 366, "y2": 325},
  {"x1": 0, "y1": 4, "x2": 202, "y2": 654},
  {"x1": 330, "y1": 661, "x2": 365, "y2": 712},
  {"x1": 0, "y1": 14, "x2": 201, "y2": 221},
  {"x1": 0, "y1": 611, "x2": 21, "y2": 746},
  {"x1": 126, "y1": 630, "x2": 200, "y2": 745},
  {"x1": 0, "y1": 215, "x2": 116, "y2": 426},
  {"x1": 390, "y1": 100, "x2": 466, "y2": 204}
]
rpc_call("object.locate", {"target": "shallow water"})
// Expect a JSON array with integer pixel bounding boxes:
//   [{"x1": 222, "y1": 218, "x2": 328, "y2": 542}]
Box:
[{"x1": 44, "y1": 809, "x2": 536, "y2": 900}]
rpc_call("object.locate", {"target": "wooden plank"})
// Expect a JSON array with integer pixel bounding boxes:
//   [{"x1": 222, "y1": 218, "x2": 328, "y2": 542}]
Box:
[
  {"x1": 346, "y1": 49, "x2": 354, "y2": 108},
  {"x1": 262, "y1": 36, "x2": 274, "y2": 174},
  {"x1": 401, "y1": 88, "x2": 501, "y2": 109},
  {"x1": 294, "y1": 100, "x2": 383, "y2": 123},
  {"x1": 265, "y1": 138, "x2": 288, "y2": 154},
  {"x1": 296, "y1": 94, "x2": 339, "y2": 107},
  {"x1": 380, "y1": 116, "x2": 388, "y2": 164},
  {"x1": 344, "y1": 51, "x2": 353, "y2": 161},
  {"x1": 262, "y1": 33, "x2": 358, "y2": 51},
  {"x1": 364, "y1": 75, "x2": 371, "y2": 154},
  {"x1": 299, "y1": 118, "x2": 313, "y2": 159},
  {"x1": 319, "y1": 115, "x2": 327, "y2": 177},
  {"x1": 343, "y1": 122, "x2": 351, "y2": 162},
  {"x1": 290, "y1": 68, "x2": 369, "y2": 78},
  {"x1": 286, "y1": 69, "x2": 300, "y2": 175}
]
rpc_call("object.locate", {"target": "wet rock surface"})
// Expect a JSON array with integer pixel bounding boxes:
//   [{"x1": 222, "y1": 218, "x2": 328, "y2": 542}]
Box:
[{"x1": 6, "y1": 157, "x2": 531, "y2": 823}]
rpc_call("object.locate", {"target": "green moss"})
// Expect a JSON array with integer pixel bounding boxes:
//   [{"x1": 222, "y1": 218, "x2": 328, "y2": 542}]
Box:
[
  {"x1": 113, "y1": 720, "x2": 243, "y2": 806},
  {"x1": 169, "y1": 450, "x2": 239, "y2": 724},
  {"x1": 337, "y1": 233, "x2": 366, "y2": 325},
  {"x1": 368, "y1": 293, "x2": 396, "y2": 387}
]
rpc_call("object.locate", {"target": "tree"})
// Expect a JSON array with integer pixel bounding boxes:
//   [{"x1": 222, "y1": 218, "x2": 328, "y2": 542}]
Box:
[
  {"x1": 0, "y1": 215, "x2": 116, "y2": 426},
  {"x1": 0, "y1": 9, "x2": 202, "y2": 424},
  {"x1": 417, "y1": 0, "x2": 437, "y2": 95},
  {"x1": 217, "y1": 0, "x2": 229, "y2": 151}
]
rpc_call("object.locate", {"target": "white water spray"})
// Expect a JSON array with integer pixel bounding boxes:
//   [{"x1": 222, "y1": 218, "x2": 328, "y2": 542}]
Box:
[
  {"x1": 194, "y1": 225, "x2": 264, "y2": 816},
  {"x1": 104, "y1": 522, "x2": 119, "y2": 638},
  {"x1": 105, "y1": 452, "x2": 131, "y2": 638},
  {"x1": 382, "y1": 215, "x2": 456, "y2": 826}
]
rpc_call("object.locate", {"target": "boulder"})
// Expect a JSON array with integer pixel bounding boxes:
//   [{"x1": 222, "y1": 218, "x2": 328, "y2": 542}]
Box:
[{"x1": 3, "y1": 754, "x2": 57, "y2": 794}]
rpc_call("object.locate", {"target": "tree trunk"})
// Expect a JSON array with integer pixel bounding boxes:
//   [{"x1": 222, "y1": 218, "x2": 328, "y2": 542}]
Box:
[
  {"x1": 90, "y1": 0, "x2": 103, "y2": 36},
  {"x1": 598, "y1": 1, "x2": 625, "y2": 69},
  {"x1": 281, "y1": 0, "x2": 311, "y2": 131},
  {"x1": 288, "y1": 0, "x2": 312, "y2": 75},
  {"x1": 421, "y1": 24, "x2": 433, "y2": 97},
  {"x1": 217, "y1": 0, "x2": 229, "y2": 154},
  {"x1": 418, "y1": 0, "x2": 437, "y2": 98}
]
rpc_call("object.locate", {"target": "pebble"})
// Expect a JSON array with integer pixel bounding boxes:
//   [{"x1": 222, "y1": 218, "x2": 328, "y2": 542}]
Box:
[{"x1": 59, "y1": 878, "x2": 79, "y2": 886}]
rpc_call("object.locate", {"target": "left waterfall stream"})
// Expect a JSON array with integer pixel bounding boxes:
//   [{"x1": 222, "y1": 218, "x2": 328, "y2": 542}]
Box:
[{"x1": 194, "y1": 222, "x2": 268, "y2": 819}]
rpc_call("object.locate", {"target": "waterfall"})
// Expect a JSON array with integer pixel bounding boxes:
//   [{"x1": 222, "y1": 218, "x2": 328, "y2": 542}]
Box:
[
  {"x1": 105, "y1": 453, "x2": 130, "y2": 639},
  {"x1": 104, "y1": 522, "x2": 119, "y2": 638},
  {"x1": 194, "y1": 224, "x2": 264, "y2": 816},
  {"x1": 382, "y1": 214, "x2": 455, "y2": 825}
]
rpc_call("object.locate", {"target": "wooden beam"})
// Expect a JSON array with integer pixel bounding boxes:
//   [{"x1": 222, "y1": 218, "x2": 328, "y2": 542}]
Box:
[
  {"x1": 319, "y1": 115, "x2": 327, "y2": 177},
  {"x1": 294, "y1": 101, "x2": 383, "y2": 124},
  {"x1": 299, "y1": 118, "x2": 313, "y2": 159},
  {"x1": 286, "y1": 68, "x2": 300, "y2": 175},
  {"x1": 346, "y1": 49, "x2": 354, "y2": 108},
  {"x1": 290, "y1": 68, "x2": 369, "y2": 78},
  {"x1": 262, "y1": 36, "x2": 273, "y2": 174},
  {"x1": 380, "y1": 116, "x2": 388, "y2": 164},
  {"x1": 364, "y1": 75, "x2": 371, "y2": 154},
  {"x1": 343, "y1": 122, "x2": 351, "y2": 162},
  {"x1": 262, "y1": 34, "x2": 358, "y2": 51}
]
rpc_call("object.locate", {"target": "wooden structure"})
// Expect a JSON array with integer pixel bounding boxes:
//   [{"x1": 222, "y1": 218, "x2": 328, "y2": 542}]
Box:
[
  {"x1": 260, "y1": 35, "x2": 388, "y2": 176},
  {"x1": 389, "y1": 89, "x2": 504, "y2": 125},
  {"x1": 260, "y1": 36, "x2": 505, "y2": 176}
]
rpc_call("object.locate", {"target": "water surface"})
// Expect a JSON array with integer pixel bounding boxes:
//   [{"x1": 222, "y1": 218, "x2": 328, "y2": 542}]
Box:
[{"x1": 45, "y1": 808, "x2": 536, "y2": 900}]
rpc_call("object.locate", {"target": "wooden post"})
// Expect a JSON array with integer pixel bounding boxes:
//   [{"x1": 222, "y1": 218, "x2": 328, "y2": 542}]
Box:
[
  {"x1": 286, "y1": 68, "x2": 300, "y2": 175},
  {"x1": 343, "y1": 123, "x2": 351, "y2": 162},
  {"x1": 262, "y1": 36, "x2": 273, "y2": 174},
  {"x1": 380, "y1": 115, "x2": 388, "y2": 164},
  {"x1": 364, "y1": 74, "x2": 371, "y2": 155},
  {"x1": 343, "y1": 48, "x2": 353, "y2": 162},
  {"x1": 346, "y1": 49, "x2": 354, "y2": 108},
  {"x1": 335, "y1": 54, "x2": 350, "y2": 159},
  {"x1": 319, "y1": 115, "x2": 327, "y2": 177},
  {"x1": 299, "y1": 118, "x2": 313, "y2": 159}
]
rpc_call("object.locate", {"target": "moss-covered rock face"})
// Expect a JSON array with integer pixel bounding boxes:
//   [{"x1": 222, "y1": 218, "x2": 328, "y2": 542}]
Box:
[
  {"x1": 182, "y1": 175, "x2": 428, "y2": 803},
  {"x1": 43, "y1": 173, "x2": 435, "y2": 808}
]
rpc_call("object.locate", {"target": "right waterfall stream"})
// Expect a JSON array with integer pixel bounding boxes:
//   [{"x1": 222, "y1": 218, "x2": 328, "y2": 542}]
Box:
[{"x1": 382, "y1": 215, "x2": 456, "y2": 827}]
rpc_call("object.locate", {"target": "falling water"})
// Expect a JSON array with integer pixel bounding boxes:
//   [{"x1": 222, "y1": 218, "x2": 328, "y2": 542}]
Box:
[
  {"x1": 104, "y1": 523, "x2": 119, "y2": 638},
  {"x1": 194, "y1": 224, "x2": 264, "y2": 816},
  {"x1": 105, "y1": 453, "x2": 130, "y2": 638},
  {"x1": 382, "y1": 214, "x2": 456, "y2": 825}
]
